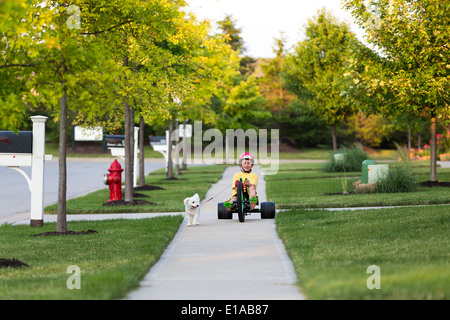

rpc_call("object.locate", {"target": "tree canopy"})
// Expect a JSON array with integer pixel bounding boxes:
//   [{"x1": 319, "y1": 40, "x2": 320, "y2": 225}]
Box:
[
  {"x1": 282, "y1": 9, "x2": 360, "y2": 150},
  {"x1": 344, "y1": 0, "x2": 449, "y2": 180}
]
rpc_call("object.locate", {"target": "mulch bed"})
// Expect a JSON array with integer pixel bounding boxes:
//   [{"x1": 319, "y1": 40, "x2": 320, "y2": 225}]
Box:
[
  {"x1": 133, "y1": 192, "x2": 150, "y2": 198},
  {"x1": 419, "y1": 181, "x2": 450, "y2": 187},
  {"x1": 102, "y1": 199, "x2": 157, "y2": 207},
  {"x1": 134, "y1": 185, "x2": 165, "y2": 191},
  {"x1": 34, "y1": 230, "x2": 99, "y2": 237},
  {"x1": 0, "y1": 258, "x2": 30, "y2": 269},
  {"x1": 103, "y1": 185, "x2": 162, "y2": 206}
]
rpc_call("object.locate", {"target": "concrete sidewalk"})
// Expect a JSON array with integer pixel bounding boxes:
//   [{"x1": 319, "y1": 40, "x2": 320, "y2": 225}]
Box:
[{"x1": 127, "y1": 166, "x2": 304, "y2": 300}]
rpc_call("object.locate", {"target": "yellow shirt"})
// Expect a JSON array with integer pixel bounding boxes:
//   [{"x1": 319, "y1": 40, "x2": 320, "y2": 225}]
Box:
[{"x1": 231, "y1": 171, "x2": 258, "y2": 197}]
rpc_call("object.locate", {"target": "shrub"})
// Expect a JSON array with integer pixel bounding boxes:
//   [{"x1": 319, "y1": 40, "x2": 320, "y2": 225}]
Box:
[
  {"x1": 352, "y1": 143, "x2": 417, "y2": 194},
  {"x1": 323, "y1": 143, "x2": 369, "y2": 172},
  {"x1": 374, "y1": 165, "x2": 417, "y2": 193},
  {"x1": 374, "y1": 144, "x2": 416, "y2": 193}
]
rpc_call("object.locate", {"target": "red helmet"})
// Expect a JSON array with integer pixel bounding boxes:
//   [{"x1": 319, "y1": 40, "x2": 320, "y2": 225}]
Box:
[{"x1": 238, "y1": 152, "x2": 255, "y2": 164}]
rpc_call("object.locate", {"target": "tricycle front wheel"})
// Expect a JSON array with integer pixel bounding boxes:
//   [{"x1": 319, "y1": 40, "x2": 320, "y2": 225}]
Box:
[{"x1": 236, "y1": 181, "x2": 245, "y2": 223}]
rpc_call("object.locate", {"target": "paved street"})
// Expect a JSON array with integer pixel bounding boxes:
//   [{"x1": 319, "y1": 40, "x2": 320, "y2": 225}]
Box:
[{"x1": 0, "y1": 158, "x2": 165, "y2": 220}]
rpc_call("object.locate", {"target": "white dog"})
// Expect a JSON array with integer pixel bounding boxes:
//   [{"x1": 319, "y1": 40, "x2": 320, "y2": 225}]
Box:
[{"x1": 184, "y1": 193, "x2": 200, "y2": 226}]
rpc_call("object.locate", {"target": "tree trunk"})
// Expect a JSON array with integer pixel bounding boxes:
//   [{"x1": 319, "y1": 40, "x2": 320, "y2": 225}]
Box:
[
  {"x1": 331, "y1": 124, "x2": 337, "y2": 151},
  {"x1": 175, "y1": 120, "x2": 180, "y2": 175},
  {"x1": 430, "y1": 115, "x2": 437, "y2": 182},
  {"x1": 167, "y1": 117, "x2": 173, "y2": 179},
  {"x1": 57, "y1": 89, "x2": 68, "y2": 233},
  {"x1": 124, "y1": 96, "x2": 134, "y2": 201},
  {"x1": 139, "y1": 115, "x2": 145, "y2": 187},
  {"x1": 418, "y1": 133, "x2": 422, "y2": 150},
  {"x1": 407, "y1": 119, "x2": 412, "y2": 151},
  {"x1": 182, "y1": 119, "x2": 187, "y2": 170},
  {"x1": 123, "y1": 55, "x2": 134, "y2": 202}
]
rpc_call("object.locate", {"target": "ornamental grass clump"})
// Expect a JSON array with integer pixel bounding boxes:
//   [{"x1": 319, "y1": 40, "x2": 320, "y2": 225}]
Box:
[
  {"x1": 374, "y1": 143, "x2": 417, "y2": 193},
  {"x1": 374, "y1": 165, "x2": 417, "y2": 193},
  {"x1": 323, "y1": 143, "x2": 369, "y2": 173}
]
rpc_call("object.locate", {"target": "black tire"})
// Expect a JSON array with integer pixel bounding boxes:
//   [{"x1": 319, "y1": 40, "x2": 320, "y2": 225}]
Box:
[
  {"x1": 236, "y1": 181, "x2": 245, "y2": 222},
  {"x1": 261, "y1": 202, "x2": 276, "y2": 219},
  {"x1": 218, "y1": 203, "x2": 232, "y2": 219}
]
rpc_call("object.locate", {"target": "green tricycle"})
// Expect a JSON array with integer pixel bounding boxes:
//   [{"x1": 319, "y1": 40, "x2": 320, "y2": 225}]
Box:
[{"x1": 217, "y1": 179, "x2": 276, "y2": 223}]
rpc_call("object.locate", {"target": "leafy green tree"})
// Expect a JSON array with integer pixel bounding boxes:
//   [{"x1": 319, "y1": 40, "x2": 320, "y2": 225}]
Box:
[
  {"x1": 1, "y1": 0, "x2": 120, "y2": 232},
  {"x1": 217, "y1": 15, "x2": 256, "y2": 76},
  {"x1": 221, "y1": 75, "x2": 267, "y2": 130},
  {"x1": 258, "y1": 34, "x2": 296, "y2": 113},
  {"x1": 210, "y1": 15, "x2": 267, "y2": 131},
  {"x1": 217, "y1": 15, "x2": 245, "y2": 53},
  {"x1": 344, "y1": 0, "x2": 450, "y2": 181},
  {"x1": 79, "y1": 0, "x2": 213, "y2": 193},
  {"x1": 134, "y1": 14, "x2": 240, "y2": 178},
  {"x1": 282, "y1": 9, "x2": 359, "y2": 151},
  {"x1": 342, "y1": 112, "x2": 391, "y2": 147},
  {"x1": 0, "y1": 0, "x2": 33, "y2": 130}
]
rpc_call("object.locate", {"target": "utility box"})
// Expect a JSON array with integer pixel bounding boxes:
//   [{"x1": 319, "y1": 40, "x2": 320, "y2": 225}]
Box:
[
  {"x1": 368, "y1": 164, "x2": 389, "y2": 184},
  {"x1": 361, "y1": 159, "x2": 376, "y2": 184},
  {"x1": 334, "y1": 153, "x2": 345, "y2": 163}
]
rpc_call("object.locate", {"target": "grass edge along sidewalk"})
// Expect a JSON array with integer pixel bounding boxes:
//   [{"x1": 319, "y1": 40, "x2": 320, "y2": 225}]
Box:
[{"x1": 269, "y1": 162, "x2": 450, "y2": 299}]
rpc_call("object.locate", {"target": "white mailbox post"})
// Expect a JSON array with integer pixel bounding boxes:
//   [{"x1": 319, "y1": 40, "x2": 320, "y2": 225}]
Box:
[{"x1": 0, "y1": 116, "x2": 52, "y2": 227}]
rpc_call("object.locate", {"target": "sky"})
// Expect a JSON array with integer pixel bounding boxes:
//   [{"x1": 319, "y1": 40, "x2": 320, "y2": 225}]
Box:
[{"x1": 185, "y1": 0, "x2": 367, "y2": 58}]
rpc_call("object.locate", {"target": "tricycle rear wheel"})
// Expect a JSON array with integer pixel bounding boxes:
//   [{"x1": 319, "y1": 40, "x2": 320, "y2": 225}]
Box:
[
  {"x1": 261, "y1": 202, "x2": 276, "y2": 219},
  {"x1": 218, "y1": 203, "x2": 232, "y2": 219}
]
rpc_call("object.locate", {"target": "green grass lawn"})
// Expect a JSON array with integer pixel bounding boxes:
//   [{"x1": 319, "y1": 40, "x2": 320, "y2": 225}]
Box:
[
  {"x1": 44, "y1": 164, "x2": 227, "y2": 214},
  {"x1": 269, "y1": 161, "x2": 450, "y2": 299},
  {"x1": 1, "y1": 164, "x2": 224, "y2": 300},
  {"x1": 266, "y1": 162, "x2": 450, "y2": 209},
  {"x1": 3, "y1": 157, "x2": 449, "y2": 300},
  {"x1": 0, "y1": 216, "x2": 183, "y2": 299},
  {"x1": 276, "y1": 207, "x2": 450, "y2": 299}
]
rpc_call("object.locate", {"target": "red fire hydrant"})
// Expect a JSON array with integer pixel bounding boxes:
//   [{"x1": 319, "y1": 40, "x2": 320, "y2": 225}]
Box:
[{"x1": 104, "y1": 160, "x2": 123, "y2": 202}]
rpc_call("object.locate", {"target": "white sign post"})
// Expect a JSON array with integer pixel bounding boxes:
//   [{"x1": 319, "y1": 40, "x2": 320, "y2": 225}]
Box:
[{"x1": 0, "y1": 115, "x2": 52, "y2": 227}]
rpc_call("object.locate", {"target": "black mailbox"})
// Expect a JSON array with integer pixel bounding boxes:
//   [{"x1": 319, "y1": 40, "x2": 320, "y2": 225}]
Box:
[
  {"x1": 105, "y1": 135, "x2": 125, "y2": 147},
  {"x1": 150, "y1": 136, "x2": 166, "y2": 146},
  {"x1": 0, "y1": 131, "x2": 33, "y2": 153}
]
